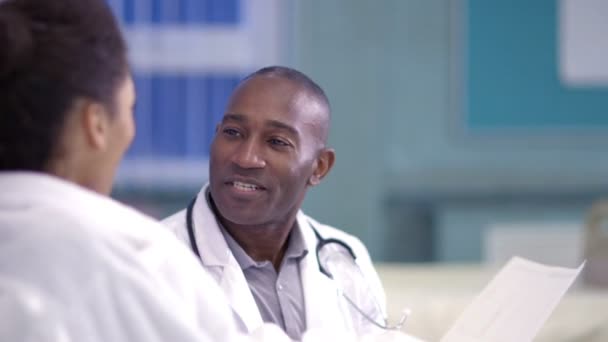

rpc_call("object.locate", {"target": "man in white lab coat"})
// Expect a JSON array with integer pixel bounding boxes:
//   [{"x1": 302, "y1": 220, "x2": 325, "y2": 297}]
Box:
[{"x1": 163, "y1": 66, "x2": 389, "y2": 340}]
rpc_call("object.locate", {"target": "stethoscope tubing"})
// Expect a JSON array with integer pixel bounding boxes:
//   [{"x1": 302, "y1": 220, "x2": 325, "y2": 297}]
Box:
[{"x1": 184, "y1": 196, "x2": 358, "y2": 275}]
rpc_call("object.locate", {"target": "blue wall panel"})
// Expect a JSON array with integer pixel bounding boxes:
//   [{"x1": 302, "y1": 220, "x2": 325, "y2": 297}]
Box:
[
  {"x1": 109, "y1": 0, "x2": 244, "y2": 161},
  {"x1": 150, "y1": 75, "x2": 184, "y2": 156},
  {"x1": 125, "y1": 74, "x2": 241, "y2": 159},
  {"x1": 204, "y1": 0, "x2": 239, "y2": 24},
  {"x1": 111, "y1": 0, "x2": 240, "y2": 25}
]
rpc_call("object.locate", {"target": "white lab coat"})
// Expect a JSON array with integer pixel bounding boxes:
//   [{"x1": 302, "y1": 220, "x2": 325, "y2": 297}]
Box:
[
  {"x1": 0, "y1": 172, "x2": 250, "y2": 342},
  {"x1": 162, "y1": 184, "x2": 388, "y2": 336}
]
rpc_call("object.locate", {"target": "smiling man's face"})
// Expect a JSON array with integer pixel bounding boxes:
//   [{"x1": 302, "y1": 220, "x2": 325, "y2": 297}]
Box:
[{"x1": 208, "y1": 75, "x2": 328, "y2": 227}]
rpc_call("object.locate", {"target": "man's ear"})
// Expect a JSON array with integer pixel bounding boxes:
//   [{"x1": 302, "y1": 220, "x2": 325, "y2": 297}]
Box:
[
  {"x1": 81, "y1": 101, "x2": 110, "y2": 150},
  {"x1": 308, "y1": 148, "x2": 335, "y2": 186}
]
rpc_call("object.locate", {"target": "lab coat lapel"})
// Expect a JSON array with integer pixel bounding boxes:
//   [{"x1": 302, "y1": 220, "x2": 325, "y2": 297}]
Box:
[
  {"x1": 218, "y1": 262, "x2": 263, "y2": 332},
  {"x1": 298, "y1": 213, "x2": 353, "y2": 332},
  {"x1": 191, "y1": 186, "x2": 263, "y2": 332}
]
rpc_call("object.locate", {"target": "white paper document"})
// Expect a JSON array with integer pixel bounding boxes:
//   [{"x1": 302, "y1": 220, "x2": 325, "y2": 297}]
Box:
[{"x1": 440, "y1": 257, "x2": 585, "y2": 342}]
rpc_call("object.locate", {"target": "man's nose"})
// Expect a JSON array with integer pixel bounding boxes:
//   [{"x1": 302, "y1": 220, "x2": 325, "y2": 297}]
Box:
[{"x1": 231, "y1": 139, "x2": 266, "y2": 169}]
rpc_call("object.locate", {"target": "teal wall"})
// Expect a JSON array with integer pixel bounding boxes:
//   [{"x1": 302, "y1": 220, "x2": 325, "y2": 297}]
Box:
[
  {"x1": 294, "y1": 0, "x2": 608, "y2": 262},
  {"x1": 467, "y1": 0, "x2": 608, "y2": 129}
]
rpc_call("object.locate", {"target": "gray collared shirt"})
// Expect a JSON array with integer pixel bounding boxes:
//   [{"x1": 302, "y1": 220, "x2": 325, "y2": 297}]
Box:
[{"x1": 213, "y1": 201, "x2": 308, "y2": 339}]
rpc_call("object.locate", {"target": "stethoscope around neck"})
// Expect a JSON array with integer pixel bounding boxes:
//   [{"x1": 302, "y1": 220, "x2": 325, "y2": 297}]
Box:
[
  {"x1": 185, "y1": 195, "x2": 356, "y2": 275},
  {"x1": 184, "y1": 195, "x2": 408, "y2": 331}
]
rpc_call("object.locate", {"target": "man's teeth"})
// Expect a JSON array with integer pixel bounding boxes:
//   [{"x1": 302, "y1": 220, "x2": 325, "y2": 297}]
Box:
[{"x1": 232, "y1": 181, "x2": 260, "y2": 191}]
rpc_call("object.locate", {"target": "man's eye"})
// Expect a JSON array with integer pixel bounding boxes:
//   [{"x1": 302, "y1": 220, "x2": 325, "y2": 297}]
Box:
[
  {"x1": 223, "y1": 128, "x2": 240, "y2": 137},
  {"x1": 269, "y1": 138, "x2": 289, "y2": 147}
]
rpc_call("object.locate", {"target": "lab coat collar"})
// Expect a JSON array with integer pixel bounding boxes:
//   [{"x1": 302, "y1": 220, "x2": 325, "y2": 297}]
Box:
[
  {"x1": 190, "y1": 185, "x2": 352, "y2": 333},
  {"x1": 189, "y1": 186, "x2": 231, "y2": 267},
  {"x1": 0, "y1": 171, "x2": 100, "y2": 204},
  {"x1": 0, "y1": 171, "x2": 164, "y2": 247},
  {"x1": 190, "y1": 184, "x2": 264, "y2": 331}
]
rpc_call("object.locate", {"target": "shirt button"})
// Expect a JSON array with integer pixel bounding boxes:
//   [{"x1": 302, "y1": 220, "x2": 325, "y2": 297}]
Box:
[{"x1": 278, "y1": 283, "x2": 283, "y2": 291}]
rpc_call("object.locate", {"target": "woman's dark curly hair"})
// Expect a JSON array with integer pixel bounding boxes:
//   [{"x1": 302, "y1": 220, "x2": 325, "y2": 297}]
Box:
[{"x1": 0, "y1": 0, "x2": 128, "y2": 171}]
